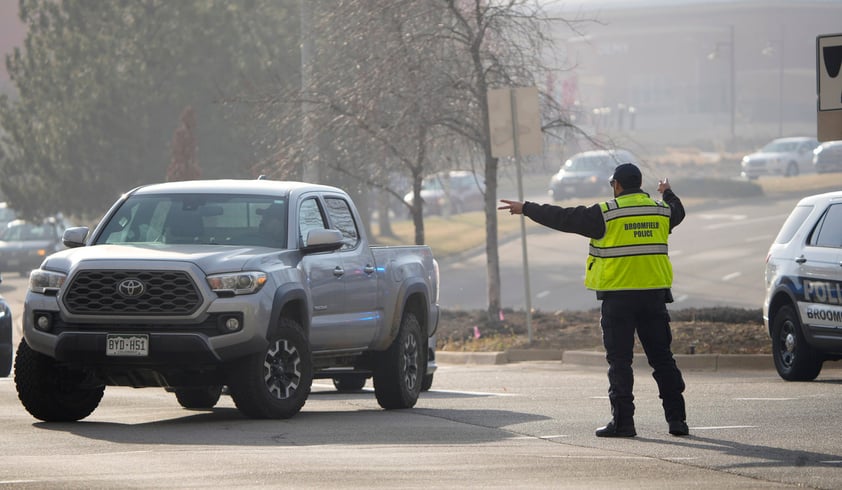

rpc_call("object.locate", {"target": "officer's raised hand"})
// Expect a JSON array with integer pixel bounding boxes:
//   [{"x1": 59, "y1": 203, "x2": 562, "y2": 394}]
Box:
[{"x1": 498, "y1": 199, "x2": 524, "y2": 215}]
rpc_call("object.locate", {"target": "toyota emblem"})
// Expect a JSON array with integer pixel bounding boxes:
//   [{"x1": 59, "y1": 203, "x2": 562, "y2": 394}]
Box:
[{"x1": 117, "y1": 278, "x2": 145, "y2": 298}]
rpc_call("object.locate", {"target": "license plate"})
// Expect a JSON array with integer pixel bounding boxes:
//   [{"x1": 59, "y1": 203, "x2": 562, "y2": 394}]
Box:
[{"x1": 106, "y1": 334, "x2": 149, "y2": 357}]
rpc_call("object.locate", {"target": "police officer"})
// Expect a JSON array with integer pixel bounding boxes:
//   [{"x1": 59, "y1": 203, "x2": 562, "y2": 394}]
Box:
[{"x1": 498, "y1": 163, "x2": 689, "y2": 438}]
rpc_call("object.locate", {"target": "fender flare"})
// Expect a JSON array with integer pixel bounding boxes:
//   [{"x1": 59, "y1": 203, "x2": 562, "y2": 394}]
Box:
[{"x1": 269, "y1": 283, "x2": 311, "y2": 338}]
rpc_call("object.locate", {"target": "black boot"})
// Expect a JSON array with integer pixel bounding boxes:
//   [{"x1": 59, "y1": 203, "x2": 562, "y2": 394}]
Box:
[{"x1": 595, "y1": 420, "x2": 636, "y2": 438}]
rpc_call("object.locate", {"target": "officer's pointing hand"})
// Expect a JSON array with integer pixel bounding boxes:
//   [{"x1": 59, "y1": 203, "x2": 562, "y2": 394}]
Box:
[
  {"x1": 657, "y1": 178, "x2": 671, "y2": 194},
  {"x1": 498, "y1": 199, "x2": 524, "y2": 215}
]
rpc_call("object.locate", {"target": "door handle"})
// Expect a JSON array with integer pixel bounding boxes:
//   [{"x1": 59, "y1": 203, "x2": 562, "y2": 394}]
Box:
[
  {"x1": 364, "y1": 265, "x2": 375, "y2": 275},
  {"x1": 333, "y1": 266, "x2": 345, "y2": 277},
  {"x1": 795, "y1": 255, "x2": 806, "y2": 264}
]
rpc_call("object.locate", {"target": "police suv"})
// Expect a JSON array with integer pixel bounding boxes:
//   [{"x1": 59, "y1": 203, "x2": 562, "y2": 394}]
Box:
[{"x1": 764, "y1": 190, "x2": 842, "y2": 381}]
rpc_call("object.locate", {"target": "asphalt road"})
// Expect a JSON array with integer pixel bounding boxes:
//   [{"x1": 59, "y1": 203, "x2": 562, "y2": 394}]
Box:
[
  {"x1": 439, "y1": 193, "x2": 800, "y2": 312},
  {"x1": 1, "y1": 361, "x2": 840, "y2": 488}
]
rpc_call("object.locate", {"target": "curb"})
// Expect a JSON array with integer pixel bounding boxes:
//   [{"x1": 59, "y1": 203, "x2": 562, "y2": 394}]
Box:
[{"x1": 437, "y1": 349, "x2": 774, "y2": 371}]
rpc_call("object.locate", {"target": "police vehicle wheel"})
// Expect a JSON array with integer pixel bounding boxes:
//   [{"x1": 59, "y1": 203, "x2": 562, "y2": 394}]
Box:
[{"x1": 771, "y1": 305, "x2": 822, "y2": 381}]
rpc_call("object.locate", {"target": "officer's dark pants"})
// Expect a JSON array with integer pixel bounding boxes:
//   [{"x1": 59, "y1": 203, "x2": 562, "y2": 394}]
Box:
[{"x1": 600, "y1": 290, "x2": 686, "y2": 427}]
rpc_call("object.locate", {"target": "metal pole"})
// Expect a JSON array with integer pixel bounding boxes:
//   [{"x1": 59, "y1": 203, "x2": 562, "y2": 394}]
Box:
[
  {"x1": 300, "y1": 0, "x2": 319, "y2": 183},
  {"x1": 778, "y1": 25, "x2": 785, "y2": 137},
  {"x1": 510, "y1": 89, "x2": 533, "y2": 343},
  {"x1": 729, "y1": 24, "x2": 736, "y2": 140}
]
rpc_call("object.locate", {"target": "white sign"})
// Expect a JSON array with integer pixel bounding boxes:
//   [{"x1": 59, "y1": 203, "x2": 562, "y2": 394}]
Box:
[
  {"x1": 487, "y1": 87, "x2": 543, "y2": 157},
  {"x1": 818, "y1": 33, "x2": 842, "y2": 111}
]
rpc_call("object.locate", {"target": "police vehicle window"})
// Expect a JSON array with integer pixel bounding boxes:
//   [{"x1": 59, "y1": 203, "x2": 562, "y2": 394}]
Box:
[
  {"x1": 324, "y1": 197, "x2": 359, "y2": 250},
  {"x1": 809, "y1": 204, "x2": 842, "y2": 248},
  {"x1": 773, "y1": 205, "x2": 813, "y2": 244},
  {"x1": 298, "y1": 198, "x2": 326, "y2": 246}
]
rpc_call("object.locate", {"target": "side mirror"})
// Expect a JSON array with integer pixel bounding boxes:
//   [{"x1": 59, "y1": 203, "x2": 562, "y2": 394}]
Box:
[
  {"x1": 302, "y1": 229, "x2": 344, "y2": 254},
  {"x1": 62, "y1": 227, "x2": 89, "y2": 248}
]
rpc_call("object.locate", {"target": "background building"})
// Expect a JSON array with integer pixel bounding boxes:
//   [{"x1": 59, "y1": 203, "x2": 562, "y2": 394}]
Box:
[{"x1": 550, "y1": 0, "x2": 842, "y2": 157}]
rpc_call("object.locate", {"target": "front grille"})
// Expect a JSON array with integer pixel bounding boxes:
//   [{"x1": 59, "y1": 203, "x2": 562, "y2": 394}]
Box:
[{"x1": 63, "y1": 270, "x2": 202, "y2": 315}]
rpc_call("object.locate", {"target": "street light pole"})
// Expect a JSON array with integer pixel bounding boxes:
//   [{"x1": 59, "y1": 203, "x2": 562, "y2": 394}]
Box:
[
  {"x1": 777, "y1": 25, "x2": 785, "y2": 137},
  {"x1": 728, "y1": 24, "x2": 735, "y2": 140},
  {"x1": 762, "y1": 25, "x2": 785, "y2": 137},
  {"x1": 708, "y1": 26, "x2": 736, "y2": 141}
]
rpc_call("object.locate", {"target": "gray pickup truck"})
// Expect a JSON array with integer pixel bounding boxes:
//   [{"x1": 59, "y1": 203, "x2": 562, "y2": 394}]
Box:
[{"x1": 15, "y1": 179, "x2": 439, "y2": 421}]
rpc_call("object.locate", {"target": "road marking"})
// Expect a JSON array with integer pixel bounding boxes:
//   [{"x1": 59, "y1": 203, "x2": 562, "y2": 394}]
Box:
[
  {"x1": 734, "y1": 397, "x2": 797, "y2": 401},
  {"x1": 698, "y1": 213, "x2": 748, "y2": 221},
  {"x1": 704, "y1": 214, "x2": 787, "y2": 230},
  {"x1": 673, "y1": 294, "x2": 689, "y2": 303},
  {"x1": 536, "y1": 290, "x2": 550, "y2": 299},
  {"x1": 691, "y1": 425, "x2": 758, "y2": 430},
  {"x1": 511, "y1": 434, "x2": 569, "y2": 440},
  {"x1": 745, "y1": 235, "x2": 773, "y2": 243},
  {"x1": 722, "y1": 272, "x2": 741, "y2": 281},
  {"x1": 431, "y1": 389, "x2": 519, "y2": 397}
]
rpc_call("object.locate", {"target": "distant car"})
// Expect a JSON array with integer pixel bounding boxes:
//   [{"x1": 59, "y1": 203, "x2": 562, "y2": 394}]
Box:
[
  {"x1": 0, "y1": 203, "x2": 17, "y2": 229},
  {"x1": 549, "y1": 149, "x2": 640, "y2": 200},
  {"x1": 740, "y1": 137, "x2": 819, "y2": 179},
  {"x1": 403, "y1": 170, "x2": 485, "y2": 215},
  {"x1": 763, "y1": 190, "x2": 842, "y2": 381},
  {"x1": 0, "y1": 217, "x2": 67, "y2": 277},
  {"x1": 812, "y1": 140, "x2": 842, "y2": 174}
]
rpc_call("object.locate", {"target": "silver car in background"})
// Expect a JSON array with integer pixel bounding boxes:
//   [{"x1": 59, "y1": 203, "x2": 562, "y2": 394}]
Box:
[{"x1": 740, "y1": 136, "x2": 819, "y2": 179}]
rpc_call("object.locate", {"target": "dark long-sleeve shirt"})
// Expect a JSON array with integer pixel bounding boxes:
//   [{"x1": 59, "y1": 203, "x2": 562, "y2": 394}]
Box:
[{"x1": 521, "y1": 188, "x2": 685, "y2": 240}]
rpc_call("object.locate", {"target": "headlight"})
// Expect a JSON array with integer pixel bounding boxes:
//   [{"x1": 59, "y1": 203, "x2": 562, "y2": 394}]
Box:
[
  {"x1": 29, "y1": 269, "x2": 67, "y2": 294},
  {"x1": 206, "y1": 272, "x2": 267, "y2": 295}
]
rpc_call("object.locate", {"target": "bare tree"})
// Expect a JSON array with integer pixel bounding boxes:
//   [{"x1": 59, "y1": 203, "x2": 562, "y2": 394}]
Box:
[
  {"x1": 251, "y1": 0, "x2": 589, "y2": 322},
  {"x1": 166, "y1": 106, "x2": 202, "y2": 182}
]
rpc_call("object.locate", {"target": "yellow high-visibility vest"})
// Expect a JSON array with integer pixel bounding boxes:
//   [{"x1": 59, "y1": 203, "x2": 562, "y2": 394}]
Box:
[{"x1": 584, "y1": 193, "x2": 673, "y2": 291}]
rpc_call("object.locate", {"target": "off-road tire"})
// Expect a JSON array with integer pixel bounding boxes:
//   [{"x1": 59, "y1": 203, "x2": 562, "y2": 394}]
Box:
[
  {"x1": 228, "y1": 317, "x2": 312, "y2": 419},
  {"x1": 0, "y1": 317, "x2": 11, "y2": 378},
  {"x1": 373, "y1": 312, "x2": 424, "y2": 409},
  {"x1": 771, "y1": 305, "x2": 823, "y2": 381},
  {"x1": 333, "y1": 374, "x2": 367, "y2": 392},
  {"x1": 174, "y1": 386, "x2": 223, "y2": 409},
  {"x1": 421, "y1": 373, "x2": 434, "y2": 392},
  {"x1": 14, "y1": 339, "x2": 104, "y2": 421}
]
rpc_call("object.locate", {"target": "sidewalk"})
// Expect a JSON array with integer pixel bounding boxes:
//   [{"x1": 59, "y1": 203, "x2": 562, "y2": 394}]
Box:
[{"x1": 437, "y1": 349, "x2": 774, "y2": 371}]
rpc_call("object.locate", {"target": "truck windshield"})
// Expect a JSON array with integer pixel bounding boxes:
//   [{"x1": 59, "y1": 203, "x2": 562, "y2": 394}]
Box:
[{"x1": 95, "y1": 194, "x2": 288, "y2": 248}]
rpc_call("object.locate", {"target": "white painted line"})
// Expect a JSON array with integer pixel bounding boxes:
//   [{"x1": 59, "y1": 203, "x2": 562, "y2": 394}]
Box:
[
  {"x1": 670, "y1": 250, "x2": 684, "y2": 257},
  {"x1": 513, "y1": 434, "x2": 569, "y2": 440},
  {"x1": 698, "y1": 213, "x2": 748, "y2": 221},
  {"x1": 589, "y1": 396, "x2": 609, "y2": 400},
  {"x1": 735, "y1": 397, "x2": 797, "y2": 401},
  {"x1": 691, "y1": 425, "x2": 758, "y2": 430},
  {"x1": 674, "y1": 294, "x2": 689, "y2": 303},
  {"x1": 536, "y1": 290, "x2": 550, "y2": 299},
  {"x1": 745, "y1": 235, "x2": 773, "y2": 243},
  {"x1": 432, "y1": 389, "x2": 519, "y2": 397},
  {"x1": 722, "y1": 272, "x2": 741, "y2": 281},
  {"x1": 704, "y1": 214, "x2": 787, "y2": 230}
]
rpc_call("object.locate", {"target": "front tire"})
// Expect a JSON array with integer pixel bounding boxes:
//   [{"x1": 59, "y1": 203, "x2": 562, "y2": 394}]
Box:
[
  {"x1": 771, "y1": 305, "x2": 822, "y2": 381},
  {"x1": 373, "y1": 312, "x2": 424, "y2": 409},
  {"x1": 228, "y1": 317, "x2": 312, "y2": 419},
  {"x1": 174, "y1": 386, "x2": 223, "y2": 410},
  {"x1": 14, "y1": 339, "x2": 104, "y2": 421}
]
